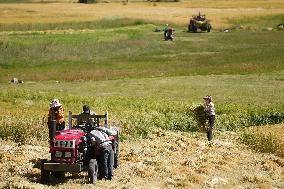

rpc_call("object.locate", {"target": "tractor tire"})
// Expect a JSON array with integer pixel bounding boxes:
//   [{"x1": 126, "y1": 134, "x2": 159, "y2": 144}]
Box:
[
  {"x1": 88, "y1": 159, "x2": 98, "y2": 184},
  {"x1": 113, "y1": 139, "x2": 119, "y2": 168},
  {"x1": 40, "y1": 159, "x2": 50, "y2": 184},
  {"x1": 207, "y1": 25, "x2": 211, "y2": 32},
  {"x1": 188, "y1": 24, "x2": 195, "y2": 32}
]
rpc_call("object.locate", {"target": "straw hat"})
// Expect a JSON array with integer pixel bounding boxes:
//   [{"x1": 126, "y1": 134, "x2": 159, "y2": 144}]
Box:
[{"x1": 203, "y1": 95, "x2": 212, "y2": 101}]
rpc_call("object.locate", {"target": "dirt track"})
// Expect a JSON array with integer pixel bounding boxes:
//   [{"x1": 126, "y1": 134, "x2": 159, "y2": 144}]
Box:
[{"x1": 0, "y1": 129, "x2": 283, "y2": 189}]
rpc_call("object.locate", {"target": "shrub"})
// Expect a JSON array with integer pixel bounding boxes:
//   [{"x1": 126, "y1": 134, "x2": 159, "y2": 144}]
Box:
[{"x1": 241, "y1": 131, "x2": 280, "y2": 155}]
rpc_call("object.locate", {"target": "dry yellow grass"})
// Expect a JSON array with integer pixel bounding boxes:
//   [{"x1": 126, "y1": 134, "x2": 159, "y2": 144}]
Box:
[
  {"x1": 0, "y1": 129, "x2": 283, "y2": 188},
  {"x1": 0, "y1": 1, "x2": 284, "y2": 28},
  {"x1": 243, "y1": 124, "x2": 284, "y2": 158}
]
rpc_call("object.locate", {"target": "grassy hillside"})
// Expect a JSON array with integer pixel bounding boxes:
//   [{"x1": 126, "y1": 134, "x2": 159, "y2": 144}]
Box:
[
  {"x1": 0, "y1": 17, "x2": 283, "y2": 144},
  {"x1": 0, "y1": 17, "x2": 283, "y2": 143},
  {"x1": 1, "y1": 20, "x2": 284, "y2": 81}
]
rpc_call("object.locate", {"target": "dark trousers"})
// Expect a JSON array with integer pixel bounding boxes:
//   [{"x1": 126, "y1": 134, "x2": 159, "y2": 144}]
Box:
[
  {"x1": 99, "y1": 145, "x2": 114, "y2": 180},
  {"x1": 207, "y1": 115, "x2": 215, "y2": 141}
]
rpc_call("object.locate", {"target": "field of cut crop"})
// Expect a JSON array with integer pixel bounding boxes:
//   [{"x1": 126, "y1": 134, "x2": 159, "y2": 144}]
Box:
[{"x1": 0, "y1": 0, "x2": 283, "y2": 188}]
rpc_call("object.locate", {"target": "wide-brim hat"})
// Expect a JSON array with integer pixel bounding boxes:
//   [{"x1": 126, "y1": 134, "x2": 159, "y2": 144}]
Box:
[{"x1": 203, "y1": 95, "x2": 212, "y2": 100}]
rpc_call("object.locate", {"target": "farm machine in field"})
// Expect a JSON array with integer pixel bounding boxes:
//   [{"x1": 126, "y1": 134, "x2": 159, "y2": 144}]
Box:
[
  {"x1": 41, "y1": 111, "x2": 119, "y2": 185},
  {"x1": 78, "y1": 0, "x2": 96, "y2": 3},
  {"x1": 188, "y1": 12, "x2": 212, "y2": 33}
]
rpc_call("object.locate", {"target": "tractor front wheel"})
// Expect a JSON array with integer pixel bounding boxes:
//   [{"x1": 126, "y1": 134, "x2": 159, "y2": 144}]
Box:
[
  {"x1": 188, "y1": 24, "x2": 196, "y2": 32},
  {"x1": 88, "y1": 159, "x2": 98, "y2": 184}
]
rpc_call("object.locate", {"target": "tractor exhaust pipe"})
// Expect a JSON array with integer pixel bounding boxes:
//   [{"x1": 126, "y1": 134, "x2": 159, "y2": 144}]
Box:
[{"x1": 48, "y1": 120, "x2": 56, "y2": 141}]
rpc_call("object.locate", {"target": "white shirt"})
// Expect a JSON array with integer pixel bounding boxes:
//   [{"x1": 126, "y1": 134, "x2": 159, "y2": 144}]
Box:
[
  {"x1": 89, "y1": 130, "x2": 111, "y2": 147},
  {"x1": 204, "y1": 102, "x2": 215, "y2": 116}
]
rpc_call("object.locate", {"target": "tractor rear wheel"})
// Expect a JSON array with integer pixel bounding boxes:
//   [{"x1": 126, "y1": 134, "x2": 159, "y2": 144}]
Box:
[
  {"x1": 207, "y1": 25, "x2": 211, "y2": 32},
  {"x1": 113, "y1": 141, "x2": 119, "y2": 168},
  {"x1": 88, "y1": 159, "x2": 98, "y2": 184},
  {"x1": 40, "y1": 159, "x2": 50, "y2": 184}
]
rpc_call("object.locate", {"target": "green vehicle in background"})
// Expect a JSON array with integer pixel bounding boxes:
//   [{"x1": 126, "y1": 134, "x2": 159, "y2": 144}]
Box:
[{"x1": 188, "y1": 12, "x2": 212, "y2": 33}]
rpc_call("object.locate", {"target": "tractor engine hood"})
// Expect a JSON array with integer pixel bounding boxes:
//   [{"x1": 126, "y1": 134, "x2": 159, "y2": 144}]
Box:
[{"x1": 54, "y1": 129, "x2": 85, "y2": 142}]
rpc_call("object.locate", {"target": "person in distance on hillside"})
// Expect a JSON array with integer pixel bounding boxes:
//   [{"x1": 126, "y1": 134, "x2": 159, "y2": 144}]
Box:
[
  {"x1": 163, "y1": 24, "x2": 169, "y2": 40},
  {"x1": 203, "y1": 95, "x2": 215, "y2": 142},
  {"x1": 48, "y1": 98, "x2": 65, "y2": 131}
]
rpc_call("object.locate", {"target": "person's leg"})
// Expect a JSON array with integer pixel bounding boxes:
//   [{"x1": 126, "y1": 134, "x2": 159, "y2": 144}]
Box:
[
  {"x1": 207, "y1": 115, "x2": 215, "y2": 141},
  {"x1": 97, "y1": 151, "x2": 104, "y2": 179},
  {"x1": 102, "y1": 149, "x2": 109, "y2": 179},
  {"x1": 107, "y1": 147, "x2": 114, "y2": 180}
]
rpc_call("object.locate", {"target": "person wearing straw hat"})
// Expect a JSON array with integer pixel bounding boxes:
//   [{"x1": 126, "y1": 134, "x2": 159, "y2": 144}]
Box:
[
  {"x1": 203, "y1": 95, "x2": 215, "y2": 142},
  {"x1": 48, "y1": 98, "x2": 65, "y2": 131}
]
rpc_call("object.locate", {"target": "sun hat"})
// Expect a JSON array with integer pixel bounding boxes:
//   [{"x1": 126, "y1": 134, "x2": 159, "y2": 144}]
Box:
[
  {"x1": 50, "y1": 99, "x2": 62, "y2": 108},
  {"x1": 203, "y1": 95, "x2": 212, "y2": 101}
]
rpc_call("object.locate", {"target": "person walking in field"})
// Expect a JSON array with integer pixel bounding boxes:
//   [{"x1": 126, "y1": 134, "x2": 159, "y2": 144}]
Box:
[
  {"x1": 203, "y1": 95, "x2": 215, "y2": 142},
  {"x1": 48, "y1": 98, "x2": 65, "y2": 131}
]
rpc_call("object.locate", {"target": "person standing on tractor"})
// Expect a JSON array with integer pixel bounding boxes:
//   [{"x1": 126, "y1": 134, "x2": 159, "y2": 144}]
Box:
[
  {"x1": 48, "y1": 99, "x2": 65, "y2": 131},
  {"x1": 77, "y1": 105, "x2": 96, "y2": 126},
  {"x1": 203, "y1": 95, "x2": 215, "y2": 142}
]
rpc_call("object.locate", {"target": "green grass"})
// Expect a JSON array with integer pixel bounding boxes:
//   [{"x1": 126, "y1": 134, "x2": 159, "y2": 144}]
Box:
[
  {"x1": 228, "y1": 14, "x2": 284, "y2": 30},
  {"x1": 0, "y1": 17, "x2": 283, "y2": 143},
  {"x1": 0, "y1": 72, "x2": 283, "y2": 143},
  {"x1": 1, "y1": 20, "x2": 284, "y2": 81}
]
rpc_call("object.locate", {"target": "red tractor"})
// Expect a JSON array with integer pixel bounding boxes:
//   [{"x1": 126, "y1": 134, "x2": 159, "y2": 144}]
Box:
[{"x1": 41, "y1": 111, "x2": 119, "y2": 184}]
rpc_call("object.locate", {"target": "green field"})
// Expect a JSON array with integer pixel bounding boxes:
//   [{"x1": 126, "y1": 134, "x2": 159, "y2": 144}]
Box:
[
  {"x1": 1, "y1": 22, "x2": 284, "y2": 81},
  {"x1": 0, "y1": 16, "x2": 284, "y2": 143}
]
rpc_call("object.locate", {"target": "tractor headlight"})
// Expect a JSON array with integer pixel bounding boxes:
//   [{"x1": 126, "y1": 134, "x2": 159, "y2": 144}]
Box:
[
  {"x1": 64, "y1": 151, "x2": 72, "y2": 158},
  {"x1": 55, "y1": 151, "x2": 63, "y2": 158}
]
